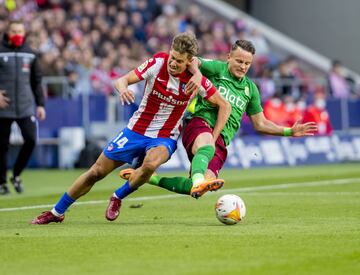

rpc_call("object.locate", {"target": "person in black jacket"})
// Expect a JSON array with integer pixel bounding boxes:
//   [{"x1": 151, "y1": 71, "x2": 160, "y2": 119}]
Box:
[{"x1": 0, "y1": 20, "x2": 46, "y2": 195}]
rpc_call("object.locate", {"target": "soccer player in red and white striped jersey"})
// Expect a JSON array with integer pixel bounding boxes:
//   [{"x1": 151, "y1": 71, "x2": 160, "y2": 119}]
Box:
[
  {"x1": 125, "y1": 51, "x2": 216, "y2": 139},
  {"x1": 31, "y1": 33, "x2": 231, "y2": 224}
]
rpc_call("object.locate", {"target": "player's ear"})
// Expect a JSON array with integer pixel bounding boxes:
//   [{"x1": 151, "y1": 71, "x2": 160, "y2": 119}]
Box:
[{"x1": 186, "y1": 57, "x2": 192, "y2": 66}]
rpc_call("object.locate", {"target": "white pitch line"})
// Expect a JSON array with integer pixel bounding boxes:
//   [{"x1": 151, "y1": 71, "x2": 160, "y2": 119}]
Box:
[
  {"x1": 245, "y1": 191, "x2": 360, "y2": 196},
  {"x1": 222, "y1": 177, "x2": 360, "y2": 193},
  {"x1": 0, "y1": 177, "x2": 359, "y2": 212}
]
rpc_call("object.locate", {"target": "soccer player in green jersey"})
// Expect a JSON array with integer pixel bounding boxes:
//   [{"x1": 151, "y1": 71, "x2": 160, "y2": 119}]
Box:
[{"x1": 120, "y1": 40, "x2": 317, "y2": 198}]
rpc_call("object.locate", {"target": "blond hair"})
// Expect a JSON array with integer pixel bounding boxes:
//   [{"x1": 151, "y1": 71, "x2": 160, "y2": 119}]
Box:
[{"x1": 171, "y1": 33, "x2": 199, "y2": 58}]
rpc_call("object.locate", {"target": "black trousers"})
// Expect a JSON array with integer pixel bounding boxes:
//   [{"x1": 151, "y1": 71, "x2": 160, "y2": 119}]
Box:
[{"x1": 0, "y1": 117, "x2": 37, "y2": 184}]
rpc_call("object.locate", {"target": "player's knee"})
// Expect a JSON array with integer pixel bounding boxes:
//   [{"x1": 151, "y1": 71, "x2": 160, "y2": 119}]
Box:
[
  {"x1": 193, "y1": 133, "x2": 214, "y2": 152},
  {"x1": 88, "y1": 163, "x2": 107, "y2": 182}
]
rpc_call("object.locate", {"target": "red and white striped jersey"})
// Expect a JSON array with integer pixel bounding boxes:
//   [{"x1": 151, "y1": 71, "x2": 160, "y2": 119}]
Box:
[{"x1": 128, "y1": 52, "x2": 217, "y2": 140}]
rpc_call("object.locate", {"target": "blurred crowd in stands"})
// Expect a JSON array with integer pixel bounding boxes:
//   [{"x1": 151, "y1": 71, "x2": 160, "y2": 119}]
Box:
[{"x1": 1, "y1": 0, "x2": 359, "y2": 135}]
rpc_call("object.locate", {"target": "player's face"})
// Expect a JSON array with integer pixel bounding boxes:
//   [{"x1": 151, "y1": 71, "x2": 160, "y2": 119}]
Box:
[
  {"x1": 167, "y1": 49, "x2": 192, "y2": 76},
  {"x1": 227, "y1": 47, "x2": 253, "y2": 79}
]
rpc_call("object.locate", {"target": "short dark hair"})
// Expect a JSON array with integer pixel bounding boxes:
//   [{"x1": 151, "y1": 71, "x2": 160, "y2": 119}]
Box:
[
  {"x1": 171, "y1": 33, "x2": 199, "y2": 58},
  {"x1": 8, "y1": 20, "x2": 24, "y2": 26},
  {"x1": 332, "y1": 60, "x2": 342, "y2": 67},
  {"x1": 231, "y1": 40, "x2": 256, "y2": 55}
]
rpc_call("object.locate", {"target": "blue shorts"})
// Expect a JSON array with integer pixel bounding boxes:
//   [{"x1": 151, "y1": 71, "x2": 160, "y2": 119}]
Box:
[{"x1": 103, "y1": 128, "x2": 177, "y2": 164}]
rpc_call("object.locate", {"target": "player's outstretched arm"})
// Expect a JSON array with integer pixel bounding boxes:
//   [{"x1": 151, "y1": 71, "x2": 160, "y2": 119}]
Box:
[
  {"x1": 250, "y1": 112, "x2": 318, "y2": 137},
  {"x1": 113, "y1": 70, "x2": 141, "y2": 105}
]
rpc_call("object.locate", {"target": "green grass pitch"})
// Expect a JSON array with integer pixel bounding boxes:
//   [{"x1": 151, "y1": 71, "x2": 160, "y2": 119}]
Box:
[{"x1": 0, "y1": 164, "x2": 359, "y2": 275}]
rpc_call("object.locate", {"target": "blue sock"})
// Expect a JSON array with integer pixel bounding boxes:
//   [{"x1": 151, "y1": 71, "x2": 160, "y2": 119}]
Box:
[
  {"x1": 54, "y1": 192, "x2": 76, "y2": 215},
  {"x1": 114, "y1": 181, "x2": 136, "y2": 199}
]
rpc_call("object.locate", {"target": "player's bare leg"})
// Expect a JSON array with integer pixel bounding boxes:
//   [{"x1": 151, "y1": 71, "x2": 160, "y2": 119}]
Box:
[
  {"x1": 106, "y1": 146, "x2": 169, "y2": 221},
  {"x1": 32, "y1": 153, "x2": 124, "y2": 224},
  {"x1": 68, "y1": 153, "x2": 123, "y2": 199},
  {"x1": 119, "y1": 133, "x2": 225, "y2": 198},
  {"x1": 129, "y1": 146, "x2": 169, "y2": 189},
  {"x1": 120, "y1": 132, "x2": 225, "y2": 198}
]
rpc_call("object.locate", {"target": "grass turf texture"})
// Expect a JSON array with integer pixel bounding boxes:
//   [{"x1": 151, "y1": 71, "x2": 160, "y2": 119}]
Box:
[{"x1": 0, "y1": 164, "x2": 359, "y2": 275}]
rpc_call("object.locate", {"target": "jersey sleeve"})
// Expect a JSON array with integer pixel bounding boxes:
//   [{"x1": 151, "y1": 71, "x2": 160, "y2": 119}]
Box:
[
  {"x1": 134, "y1": 53, "x2": 165, "y2": 80},
  {"x1": 198, "y1": 57, "x2": 224, "y2": 77},
  {"x1": 246, "y1": 82, "x2": 263, "y2": 116},
  {"x1": 198, "y1": 76, "x2": 217, "y2": 99}
]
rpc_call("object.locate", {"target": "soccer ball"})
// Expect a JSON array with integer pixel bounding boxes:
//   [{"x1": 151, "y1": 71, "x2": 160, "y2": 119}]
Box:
[{"x1": 215, "y1": 194, "x2": 246, "y2": 225}]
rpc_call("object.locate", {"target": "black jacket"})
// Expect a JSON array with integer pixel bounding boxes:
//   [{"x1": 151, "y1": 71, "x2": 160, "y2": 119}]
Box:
[{"x1": 0, "y1": 34, "x2": 44, "y2": 118}]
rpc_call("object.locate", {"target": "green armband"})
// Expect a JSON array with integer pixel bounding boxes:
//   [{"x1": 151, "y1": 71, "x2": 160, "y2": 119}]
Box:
[{"x1": 283, "y1": 127, "x2": 293, "y2": 137}]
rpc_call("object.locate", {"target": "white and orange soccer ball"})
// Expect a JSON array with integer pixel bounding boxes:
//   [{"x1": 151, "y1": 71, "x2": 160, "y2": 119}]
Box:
[{"x1": 215, "y1": 194, "x2": 246, "y2": 225}]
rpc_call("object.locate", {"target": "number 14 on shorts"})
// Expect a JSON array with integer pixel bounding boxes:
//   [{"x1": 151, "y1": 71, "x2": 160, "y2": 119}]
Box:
[{"x1": 113, "y1": 132, "x2": 129, "y2": 148}]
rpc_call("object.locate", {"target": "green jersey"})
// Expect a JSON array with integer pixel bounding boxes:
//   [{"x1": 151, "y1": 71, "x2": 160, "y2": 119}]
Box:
[{"x1": 192, "y1": 58, "x2": 263, "y2": 146}]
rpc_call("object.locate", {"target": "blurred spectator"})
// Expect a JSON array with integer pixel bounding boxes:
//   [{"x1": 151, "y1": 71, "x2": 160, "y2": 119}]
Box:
[
  {"x1": 328, "y1": 60, "x2": 351, "y2": 99},
  {"x1": 263, "y1": 94, "x2": 304, "y2": 127},
  {"x1": 283, "y1": 95, "x2": 303, "y2": 127},
  {"x1": 273, "y1": 59, "x2": 301, "y2": 99},
  {"x1": 263, "y1": 95, "x2": 287, "y2": 126},
  {"x1": 211, "y1": 21, "x2": 230, "y2": 56},
  {"x1": 245, "y1": 27, "x2": 270, "y2": 75},
  {"x1": 302, "y1": 92, "x2": 333, "y2": 135},
  {"x1": 285, "y1": 55, "x2": 314, "y2": 96},
  {"x1": 245, "y1": 28, "x2": 270, "y2": 58},
  {"x1": 131, "y1": 11, "x2": 146, "y2": 42},
  {"x1": 70, "y1": 49, "x2": 93, "y2": 97},
  {"x1": 256, "y1": 66, "x2": 276, "y2": 101},
  {"x1": 90, "y1": 57, "x2": 114, "y2": 95}
]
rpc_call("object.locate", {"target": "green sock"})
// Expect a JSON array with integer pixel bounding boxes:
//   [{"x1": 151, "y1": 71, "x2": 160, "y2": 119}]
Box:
[
  {"x1": 149, "y1": 174, "x2": 161, "y2": 185},
  {"x1": 191, "y1": 145, "x2": 215, "y2": 185},
  {"x1": 149, "y1": 176, "x2": 192, "y2": 195},
  {"x1": 146, "y1": 145, "x2": 215, "y2": 195}
]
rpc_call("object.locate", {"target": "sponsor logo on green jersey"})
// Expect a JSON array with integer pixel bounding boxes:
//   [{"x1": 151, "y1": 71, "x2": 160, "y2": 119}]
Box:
[{"x1": 218, "y1": 86, "x2": 247, "y2": 111}]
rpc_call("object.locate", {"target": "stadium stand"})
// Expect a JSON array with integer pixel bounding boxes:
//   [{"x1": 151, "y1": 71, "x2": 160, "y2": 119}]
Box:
[
  {"x1": 4, "y1": 0, "x2": 357, "y2": 99},
  {"x1": 2, "y1": 0, "x2": 360, "y2": 168}
]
